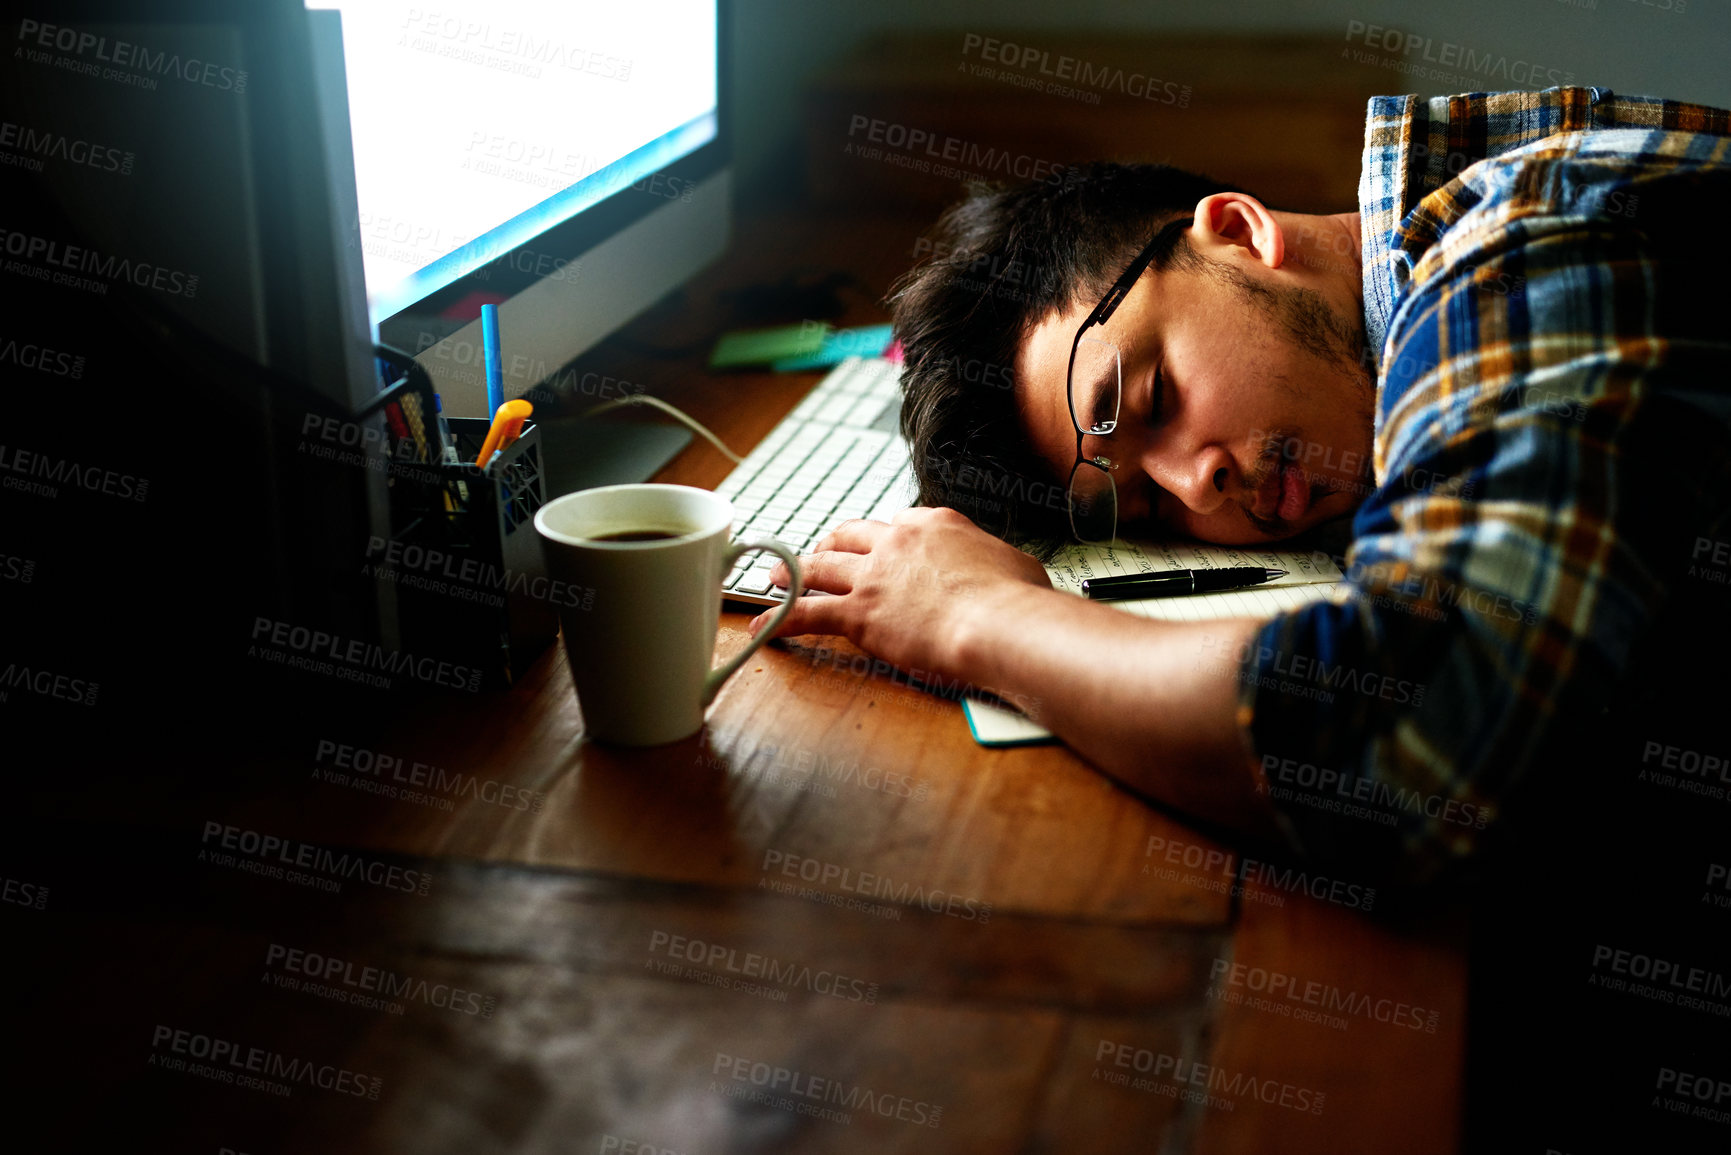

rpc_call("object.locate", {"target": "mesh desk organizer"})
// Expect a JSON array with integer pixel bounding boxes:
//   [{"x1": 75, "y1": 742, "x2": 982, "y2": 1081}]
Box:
[{"x1": 362, "y1": 348, "x2": 558, "y2": 689}]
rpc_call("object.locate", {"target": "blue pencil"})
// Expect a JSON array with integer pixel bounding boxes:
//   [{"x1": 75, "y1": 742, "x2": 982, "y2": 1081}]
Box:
[{"x1": 480, "y1": 303, "x2": 504, "y2": 417}]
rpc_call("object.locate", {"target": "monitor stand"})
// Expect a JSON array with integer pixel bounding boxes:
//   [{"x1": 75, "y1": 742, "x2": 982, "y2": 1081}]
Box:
[{"x1": 536, "y1": 417, "x2": 695, "y2": 498}]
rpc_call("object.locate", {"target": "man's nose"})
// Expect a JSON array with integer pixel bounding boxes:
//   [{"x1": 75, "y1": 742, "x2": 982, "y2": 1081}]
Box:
[{"x1": 1141, "y1": 440, "x2": 1233, "y2": 518}]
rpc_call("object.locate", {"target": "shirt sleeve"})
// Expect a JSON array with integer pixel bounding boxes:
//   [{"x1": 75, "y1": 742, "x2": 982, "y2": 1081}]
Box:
[{"x1": 1238, "y1": 153, "x2": 1731, "y2": 888}]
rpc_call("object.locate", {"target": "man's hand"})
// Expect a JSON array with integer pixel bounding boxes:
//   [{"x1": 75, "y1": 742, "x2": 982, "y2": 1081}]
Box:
[
  {"x1": 749, "y1": 506, "x2": 1052, "y2": 681},
  {"x1": 748, "y1": 506, "x2": 1280, "y2": 842}
]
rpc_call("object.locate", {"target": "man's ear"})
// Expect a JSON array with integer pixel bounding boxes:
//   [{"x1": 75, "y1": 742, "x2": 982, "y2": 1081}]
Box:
[{"x1": 1190, "y1": 192, "x2": 1284, "y2": 270}]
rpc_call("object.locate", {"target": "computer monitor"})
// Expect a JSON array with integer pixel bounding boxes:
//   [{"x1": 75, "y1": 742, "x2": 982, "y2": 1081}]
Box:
[{"x1": 306, "y1": 0, "x2": 732, "y2": 423}]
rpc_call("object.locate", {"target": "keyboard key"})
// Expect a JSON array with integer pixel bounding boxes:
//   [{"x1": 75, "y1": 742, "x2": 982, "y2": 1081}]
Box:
[
  {"x1": 815, "y1": 395, "x2": 855, "y2": 423},
  {"x1": 733, "y1": 572, "x2": 775, "y2": 595},
  {"x1": 789, "y1": 394, "x2": 828, "y2": 420},
  {"x1": 842, "y1": 398, "x2": 887, "y2": 427},
  {"x1": 812, "y1": 483, "x2": 852, "y2": 504},
  {"x1": 828, "y1": 500, "x2": 876, "y2": 523}
]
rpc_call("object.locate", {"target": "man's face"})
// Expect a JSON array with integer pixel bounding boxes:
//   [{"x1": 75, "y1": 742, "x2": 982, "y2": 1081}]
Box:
[{"x1": 1014, "y1": 231, "x2": 1376, "y2": 546}]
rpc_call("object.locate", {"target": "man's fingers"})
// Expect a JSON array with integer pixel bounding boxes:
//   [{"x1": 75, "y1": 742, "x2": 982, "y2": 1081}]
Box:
[
  {"x1": 813, "y1": 519, "x2": 891, "y2": 555},
  {"x1": 752, "y1": 591, "x2": 854, "y2": 641},
  {"x1": 772, "y1": 550, "x2": 856, "y2": 594}
]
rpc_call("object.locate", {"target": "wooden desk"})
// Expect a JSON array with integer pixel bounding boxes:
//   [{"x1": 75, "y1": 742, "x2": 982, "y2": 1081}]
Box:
[{"x1": 17, "y1": 210, "x2": 1465, "y2": 1153}]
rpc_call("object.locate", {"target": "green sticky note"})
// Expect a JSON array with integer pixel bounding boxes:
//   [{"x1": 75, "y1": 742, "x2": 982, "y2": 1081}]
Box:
[{"x1": 709, "y1": 323, "x2": 830, "y2": 369}]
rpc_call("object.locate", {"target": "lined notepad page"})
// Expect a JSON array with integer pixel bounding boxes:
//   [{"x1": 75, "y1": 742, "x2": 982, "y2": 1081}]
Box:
[{"x1": 962, "y1": 541, "x2": 1348, "y2": 744}]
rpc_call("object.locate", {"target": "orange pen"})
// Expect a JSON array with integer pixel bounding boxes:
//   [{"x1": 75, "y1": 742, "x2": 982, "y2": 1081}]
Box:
[{"x1": 473, "y1": 399, "x2": 533, "y2": 466}]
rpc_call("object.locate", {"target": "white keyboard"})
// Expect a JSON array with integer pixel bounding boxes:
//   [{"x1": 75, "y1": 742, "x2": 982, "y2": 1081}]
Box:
[{"x1": 717, "y1": 356, "x2": 916, "y2": 605}]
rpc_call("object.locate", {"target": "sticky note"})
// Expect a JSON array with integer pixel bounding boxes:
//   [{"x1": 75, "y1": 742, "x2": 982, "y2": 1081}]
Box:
[
  {"x1": 709, "y1": 323, "x2": 830, "y2": 369},
  {"x1": 772, "y1": 324, "x2": 896, "y2": 372}
]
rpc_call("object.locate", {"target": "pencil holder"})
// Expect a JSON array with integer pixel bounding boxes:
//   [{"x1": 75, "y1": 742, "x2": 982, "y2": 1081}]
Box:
[{"x1": 378, "y1": 419, "x2": 558, "y2": 689}]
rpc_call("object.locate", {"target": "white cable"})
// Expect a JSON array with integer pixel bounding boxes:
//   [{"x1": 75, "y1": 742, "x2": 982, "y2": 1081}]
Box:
[{"x1": 581, "y1": 393, "x2": 743, "y2": 464}]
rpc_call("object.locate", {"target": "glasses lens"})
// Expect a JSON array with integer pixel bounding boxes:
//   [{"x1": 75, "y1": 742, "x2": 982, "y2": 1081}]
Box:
[
  {"x1": 1068, "y1": 460, "x2": 1117, "y2": 544},
  {"x1": 1069, "y1": 337, "x2": 1121, "y2": 435}
]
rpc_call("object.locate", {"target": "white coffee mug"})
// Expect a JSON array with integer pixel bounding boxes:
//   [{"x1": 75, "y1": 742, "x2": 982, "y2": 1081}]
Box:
[{"x1": 533, "y1": 484, "x2": 803, "y2": 746}]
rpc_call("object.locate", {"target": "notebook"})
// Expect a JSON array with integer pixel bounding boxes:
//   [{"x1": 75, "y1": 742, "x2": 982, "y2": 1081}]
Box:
[{"x1": 962, "y1": 540, "x2": 1347, "y2": 746}]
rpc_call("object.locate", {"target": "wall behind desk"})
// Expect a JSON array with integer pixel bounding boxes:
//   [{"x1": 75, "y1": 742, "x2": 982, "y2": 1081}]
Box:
[{"x1": 730, "y1": 0, "x2": 1731, "y2": 208}]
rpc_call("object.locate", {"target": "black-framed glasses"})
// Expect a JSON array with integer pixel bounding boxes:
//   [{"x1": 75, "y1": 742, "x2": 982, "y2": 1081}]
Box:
[{"x1": 1064, "y1": 219, "x2": 1186, "y2": 543}]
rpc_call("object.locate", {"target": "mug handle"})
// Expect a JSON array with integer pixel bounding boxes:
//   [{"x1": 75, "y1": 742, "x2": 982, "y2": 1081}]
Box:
[{"x1": 702, "y1": 538, "x2": 804, "y2": 706}]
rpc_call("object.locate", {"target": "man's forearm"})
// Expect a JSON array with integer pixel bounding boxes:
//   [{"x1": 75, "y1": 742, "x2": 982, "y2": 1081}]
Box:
[{"x1": 955, "y1": 583, "x2": 1284, "y2": 841}]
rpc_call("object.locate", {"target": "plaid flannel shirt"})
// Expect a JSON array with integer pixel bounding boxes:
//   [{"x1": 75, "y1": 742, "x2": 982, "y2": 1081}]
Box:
[{"x1": 1238, "y1": 87, "x2": 1731, "y2": 885}]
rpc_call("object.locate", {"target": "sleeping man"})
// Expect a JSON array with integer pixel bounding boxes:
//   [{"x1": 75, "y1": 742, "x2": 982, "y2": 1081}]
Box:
[{"x1": 749, "y1": 87, "x2": 1731, "y2": 887}]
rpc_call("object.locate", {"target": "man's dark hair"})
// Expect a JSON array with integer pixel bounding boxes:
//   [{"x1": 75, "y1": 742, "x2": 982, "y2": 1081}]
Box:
[{"x1": 888, "y1": 162, "x2": 1246, "y2": 555}]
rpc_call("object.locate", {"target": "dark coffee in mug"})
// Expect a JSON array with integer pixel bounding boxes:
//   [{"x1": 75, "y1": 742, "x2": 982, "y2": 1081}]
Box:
[{"x1": 586, "y1": 529, "x2": 681, "y2": 543}]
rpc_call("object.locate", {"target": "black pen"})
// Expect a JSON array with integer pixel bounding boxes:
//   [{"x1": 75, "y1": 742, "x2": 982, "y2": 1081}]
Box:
[{"x1": 1082, "y1": 566, "x2": 1288, "y2": 602}]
